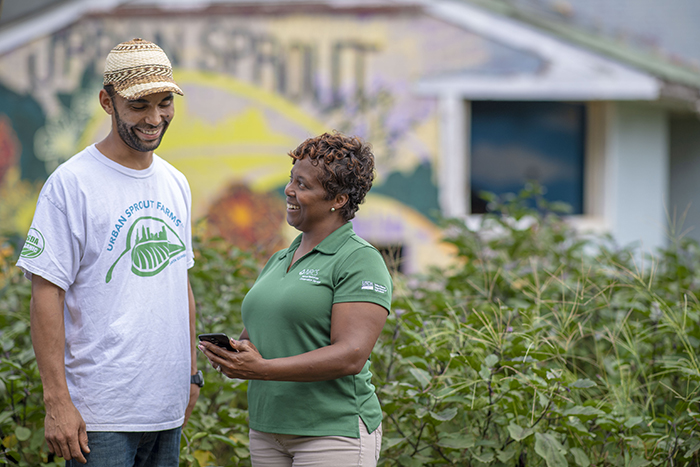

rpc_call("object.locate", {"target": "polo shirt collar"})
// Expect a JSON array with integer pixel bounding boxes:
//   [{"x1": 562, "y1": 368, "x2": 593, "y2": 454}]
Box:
[{"x1": 280, "y1": 222, "x2": 353, "y2": 259}]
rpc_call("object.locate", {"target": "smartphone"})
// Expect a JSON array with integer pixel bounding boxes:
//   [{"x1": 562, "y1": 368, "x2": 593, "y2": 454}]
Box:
[{"x1": 198, "y1": 333, "x2": 235, "y2": 351}]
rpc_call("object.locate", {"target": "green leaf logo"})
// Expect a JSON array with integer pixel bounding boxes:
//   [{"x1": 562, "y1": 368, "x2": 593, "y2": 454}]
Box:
[
  {"x1": 106, "y1": 217, "x2": 186, "y2": 283},
  {"x1": 20, "y1": 228, "x2": 45, "y2": 259}
]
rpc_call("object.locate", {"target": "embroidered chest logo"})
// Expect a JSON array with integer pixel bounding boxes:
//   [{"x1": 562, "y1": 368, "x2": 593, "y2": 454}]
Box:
[
  {"x1": 20, "y1": 228, "x2": 45, "y2": 259},
  {"x1": 106, "y1": 217, "x2": 186, "y2": 283},
  {"x1": 299, "y1": 268, "x2": 321, "y2": 284},
  {"x1": 362, "y1": 281, "x2": 388, "y2": 294}
]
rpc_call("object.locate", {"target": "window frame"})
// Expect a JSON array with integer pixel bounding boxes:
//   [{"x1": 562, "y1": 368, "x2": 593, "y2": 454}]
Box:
[{"x1": 437, "y1": 98, "x2": 609, "y2": 232}]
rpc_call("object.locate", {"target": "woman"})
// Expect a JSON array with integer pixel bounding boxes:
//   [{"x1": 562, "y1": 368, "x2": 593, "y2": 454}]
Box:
[{"x1": 199, "y1": 131, "x2": 392, "y2": 466}]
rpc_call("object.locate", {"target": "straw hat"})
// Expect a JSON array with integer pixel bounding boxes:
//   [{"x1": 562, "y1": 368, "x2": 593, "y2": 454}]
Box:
[{"x1": 103, "y1": 38, "x2": 184, "y2": 100}]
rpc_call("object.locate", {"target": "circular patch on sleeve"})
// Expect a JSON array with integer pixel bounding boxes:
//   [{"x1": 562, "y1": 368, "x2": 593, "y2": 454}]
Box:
[{"x1": 20, "y1": 228, "x2": 45, "y2": 258}]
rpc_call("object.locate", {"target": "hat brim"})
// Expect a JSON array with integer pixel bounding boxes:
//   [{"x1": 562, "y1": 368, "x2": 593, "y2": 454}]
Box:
[{"x1": 116, "y1": 81, "x2": 184, "y2": 100}]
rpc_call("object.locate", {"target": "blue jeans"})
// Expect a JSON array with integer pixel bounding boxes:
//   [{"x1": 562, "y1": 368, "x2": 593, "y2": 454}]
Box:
[{"x1": 65, "y1": 427, "x2": 181, "y2": 467}]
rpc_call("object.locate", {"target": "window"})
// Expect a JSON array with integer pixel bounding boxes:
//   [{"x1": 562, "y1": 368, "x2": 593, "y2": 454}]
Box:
[
  {"x1": 374, "y1": 244, "x2": 405, "y2": 274},
  {"x1": 470, "y1": 101, "x2": 586, "y2": 214}
]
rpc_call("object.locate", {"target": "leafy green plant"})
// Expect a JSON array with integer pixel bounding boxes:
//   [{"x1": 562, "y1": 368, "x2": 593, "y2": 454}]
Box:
[
  {"x1": 182, "y1": 235, "x2": 260, "y2": 467},
  {"x1": 0, "y1": 239, "x2": 60, "y2": 466},
  {"x1": 3, "y1": 185, "x2": 700, "y2": 466},
  {"x1": 372, "y1": 185, "x2": 700, "y2": 466}
]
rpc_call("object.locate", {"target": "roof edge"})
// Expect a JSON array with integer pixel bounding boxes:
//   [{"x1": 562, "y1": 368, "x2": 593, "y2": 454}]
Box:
[{"x1": 459, "y1": 0, "x2": 700, "y2": 90}]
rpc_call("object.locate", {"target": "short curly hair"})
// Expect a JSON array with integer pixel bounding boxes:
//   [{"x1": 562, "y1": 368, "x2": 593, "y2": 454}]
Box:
[{"x1": 288, "y1": 131, "x2": 375, "y2": 222}]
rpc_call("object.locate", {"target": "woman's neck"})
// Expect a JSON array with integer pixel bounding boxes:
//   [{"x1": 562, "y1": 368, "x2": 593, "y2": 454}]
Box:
[{"x1": 297, "y1": 220, "x2": 345, "y2": 255}]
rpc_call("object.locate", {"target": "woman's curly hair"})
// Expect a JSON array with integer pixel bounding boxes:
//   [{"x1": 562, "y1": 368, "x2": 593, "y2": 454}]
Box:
[{"x1": 288, "y1": 131, "x2": 375, "y2": 222}]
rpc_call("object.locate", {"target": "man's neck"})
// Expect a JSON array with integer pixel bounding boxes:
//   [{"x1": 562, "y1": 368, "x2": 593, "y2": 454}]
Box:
[{"x1": 95, "y1": 133, "x2": 154, "y2": 170}]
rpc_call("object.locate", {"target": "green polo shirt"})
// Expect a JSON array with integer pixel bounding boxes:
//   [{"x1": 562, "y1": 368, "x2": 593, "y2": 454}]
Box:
[{"x1": 241, "y1": 222, "x2": 392, "y2": 437}]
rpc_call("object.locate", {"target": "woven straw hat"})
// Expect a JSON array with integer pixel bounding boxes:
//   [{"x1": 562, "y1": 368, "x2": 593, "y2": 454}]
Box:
[{"x1": 103, "y1": 38, "x2": 184, "y2": 100}]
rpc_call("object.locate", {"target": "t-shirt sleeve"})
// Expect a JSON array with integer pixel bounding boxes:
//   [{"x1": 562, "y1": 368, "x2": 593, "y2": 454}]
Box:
[
  {"x1": 332, "y1": 246, "x2": 392, "y2": 313},
  {"x1": 15, "y1": 177, "x2": 82, "y2": 291}
]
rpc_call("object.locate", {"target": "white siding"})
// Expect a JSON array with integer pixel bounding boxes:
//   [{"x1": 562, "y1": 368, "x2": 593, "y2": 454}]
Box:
[{"x1": 606, "y1": 102, "x2": 669, "y2": 250}]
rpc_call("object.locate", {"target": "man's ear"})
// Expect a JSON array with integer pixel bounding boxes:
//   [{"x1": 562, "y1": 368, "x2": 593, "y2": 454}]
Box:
[{"x1": 99, "y1": 89, "x2": 115, "y2": 115}]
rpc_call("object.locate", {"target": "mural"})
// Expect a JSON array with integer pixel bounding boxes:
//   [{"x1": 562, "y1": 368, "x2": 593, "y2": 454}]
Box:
[{"x1": 0, "y1": 6, "x2": 503, "y2": 272}]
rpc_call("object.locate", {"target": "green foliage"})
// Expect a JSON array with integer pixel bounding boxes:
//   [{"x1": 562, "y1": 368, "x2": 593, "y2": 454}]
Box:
[
  {"x1": 372, "y1": 185, "x2": 700, "y2": 466},
  {"x1": 182, "y1": 236, "x2": 259, "y2": 467},
  {"x1": 3, "y1": 186, "x2": 700, "y2": 466},
  {"x1": 0, "y1": 240, "x2": 59, "y2": 466}
]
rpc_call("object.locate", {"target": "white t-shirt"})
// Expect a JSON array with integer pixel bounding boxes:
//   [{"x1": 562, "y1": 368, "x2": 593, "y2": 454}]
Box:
[{"x1": 17, "y1": 144, "x2": 194, "y2": 431}]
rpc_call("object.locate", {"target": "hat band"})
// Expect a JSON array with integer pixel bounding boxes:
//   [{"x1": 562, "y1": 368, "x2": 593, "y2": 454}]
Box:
[
  {"x1": 104, "y1": 64, "x2": 174, "y2": 86},
  {"x1": 117, "y1": 81, "x2": 184, "y2": 100}
]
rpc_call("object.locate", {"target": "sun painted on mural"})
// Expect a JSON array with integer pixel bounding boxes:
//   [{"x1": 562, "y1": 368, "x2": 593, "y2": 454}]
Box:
[{"x1": 206, "y1": 183, "x2": 286, "y2": 257}]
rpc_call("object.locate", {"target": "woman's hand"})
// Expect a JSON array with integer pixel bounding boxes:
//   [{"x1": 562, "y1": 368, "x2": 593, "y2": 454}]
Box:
[{"x1": 198, "y1": 338, "x2": 268, "y2": 380}]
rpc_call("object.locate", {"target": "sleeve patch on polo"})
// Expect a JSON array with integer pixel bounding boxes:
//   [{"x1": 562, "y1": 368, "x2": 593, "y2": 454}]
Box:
[{"x1": 361, "y1": 281, "x2": 388, "y2": 293}]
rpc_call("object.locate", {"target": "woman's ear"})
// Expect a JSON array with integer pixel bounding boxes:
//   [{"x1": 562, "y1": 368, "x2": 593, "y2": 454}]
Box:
[{"x1": 333, "y1": 193, "x2": 349, "y2": 211}]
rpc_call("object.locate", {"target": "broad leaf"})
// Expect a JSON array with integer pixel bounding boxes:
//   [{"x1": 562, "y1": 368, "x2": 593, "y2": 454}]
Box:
[
  {"x1": 438, "y1": 433, "x2": 476, "y2": 450},
  {"x1": 570, "y1": 447, "x2": 590, "y2": 467},
  {"x1": 629, "y1": 455, "x2": 651, "y2": 467},
  {"x1": 472, "y1": 450, "x2": 495, "y2": 463},
  {"x1": 497, "y1": 447, "x2": 518, "y2": 462},
  {"x1": 508, "y1": 422, "x2": 533, "y2": 441},
  {"x1": 479, "y1": 365, "x2": 491, "y2": 380},
  {"x1": 430, "y1": 407, "x2": 458, "y2": 422},
  {"x1": 485, "y1": 354, "x2": 499, "y2": 368},
  {"x1": 14, "y1": 426, "x2": 31, "y2": 442},
  {"x1": 564, "y1": 406, "x2": 605, "y2": 417},
  {"x1": 409, "y1": 368, "x2": 431, "y2": 389},
  {"x1": 570, "y1": 379, "x2": 596, "y2": 389},
  {"x1": 624, "y1": 416, "x2": 644, "y2": 428},
  {"x1": 534, "y1": 432, "x2": 568, "y2": 467}
]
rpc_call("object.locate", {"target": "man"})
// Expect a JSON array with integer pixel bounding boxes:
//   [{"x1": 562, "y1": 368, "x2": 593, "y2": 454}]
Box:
[{"x1": 16, "y1": 38, "x2": 201, "y2": 466}]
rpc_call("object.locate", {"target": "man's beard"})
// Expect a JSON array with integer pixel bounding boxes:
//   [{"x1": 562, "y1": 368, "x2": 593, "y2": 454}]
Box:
[{"x1": 112, "y1": 101, "x2": 169, "y2": 153}]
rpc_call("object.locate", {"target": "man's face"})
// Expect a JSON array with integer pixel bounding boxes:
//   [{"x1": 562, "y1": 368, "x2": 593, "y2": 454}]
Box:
[{"x1": 111, "y1": 91, "x2": 174, "y2": 152}]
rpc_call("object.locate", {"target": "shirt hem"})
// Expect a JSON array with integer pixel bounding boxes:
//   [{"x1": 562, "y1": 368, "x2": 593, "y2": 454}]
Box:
[
  {"x1": 85, "y1": 417, "x2": 184, "y2": 432},
  {"x1": 15, "y1": 262, "x2": 71, "y2": 291},
  {"x1": 250, "y1": 423, "x2": 361, "y2": 439}
]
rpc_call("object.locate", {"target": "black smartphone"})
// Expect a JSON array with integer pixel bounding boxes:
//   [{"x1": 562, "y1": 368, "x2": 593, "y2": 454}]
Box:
[{"x1": 198, "y1": 333, "x2": 235, "y2": 351}]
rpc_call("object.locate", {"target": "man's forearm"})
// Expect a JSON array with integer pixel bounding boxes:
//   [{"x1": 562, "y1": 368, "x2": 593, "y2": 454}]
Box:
[{"x1": 30, "y1": 275, "x2": 71, "y2": 404}]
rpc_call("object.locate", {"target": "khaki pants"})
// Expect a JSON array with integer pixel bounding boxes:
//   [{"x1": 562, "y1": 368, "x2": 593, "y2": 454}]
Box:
[{"x1": 249, "y1": 417, "x2": 382, "y2": 467}]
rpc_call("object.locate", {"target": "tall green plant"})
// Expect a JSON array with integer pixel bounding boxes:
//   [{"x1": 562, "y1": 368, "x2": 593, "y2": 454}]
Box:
[
  {"x1": 181, "y1": 235, "x2": 260, "y2": 467},
  {"x1": 0, "y1": 239, "x2": 59, "y2": 466},
  {"x1": 373, "y1": 186, "x2": 700, "y2": 466},
  {"x1": 4, "y1": 187, "x2": 700, "y2": 466}
]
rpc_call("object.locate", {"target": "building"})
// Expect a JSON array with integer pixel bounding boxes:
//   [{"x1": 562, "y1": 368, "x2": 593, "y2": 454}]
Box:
[{"x1": 1, "y1": 0, "x2": 699, "y2": 272}]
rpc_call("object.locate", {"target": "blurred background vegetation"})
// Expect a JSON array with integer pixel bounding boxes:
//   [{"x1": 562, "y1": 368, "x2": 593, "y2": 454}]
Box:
[{"x1": 2, "y1": 187, "x2": 700, "y2": 466}]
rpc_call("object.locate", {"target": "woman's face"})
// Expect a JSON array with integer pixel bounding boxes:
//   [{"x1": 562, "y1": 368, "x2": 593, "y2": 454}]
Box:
[{"x1": 284, "y1": 157, "x2": 336, "y2": 232}]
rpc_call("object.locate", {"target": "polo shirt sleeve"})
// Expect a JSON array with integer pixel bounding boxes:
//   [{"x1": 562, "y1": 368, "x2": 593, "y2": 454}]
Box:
[{"x1": 332, "y1": 246, "x2": 392, "y2": 313}]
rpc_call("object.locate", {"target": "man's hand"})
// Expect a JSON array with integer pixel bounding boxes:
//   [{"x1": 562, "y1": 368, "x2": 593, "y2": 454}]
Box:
[{"x1": 44, "y1": 399, "x2": 89, "y2": 463}]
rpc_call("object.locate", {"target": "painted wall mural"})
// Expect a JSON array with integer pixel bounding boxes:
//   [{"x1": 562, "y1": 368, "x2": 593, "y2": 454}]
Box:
[{"x1": 0, "y1": 6, "x2": 504, "y2": 273}]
